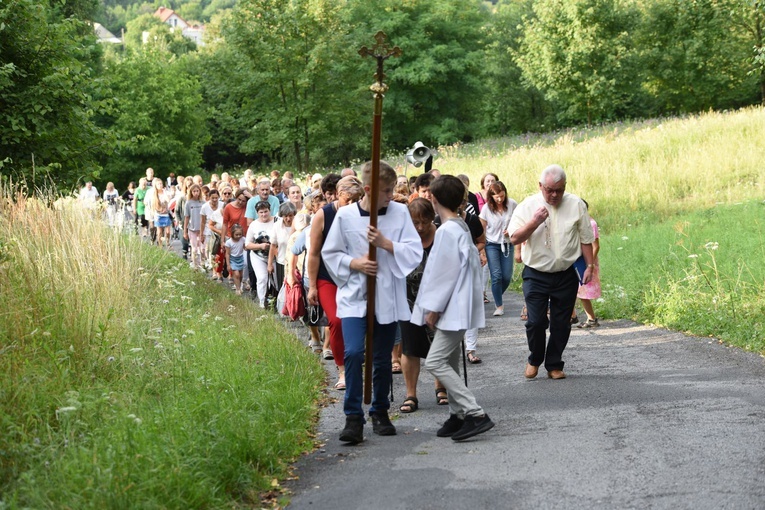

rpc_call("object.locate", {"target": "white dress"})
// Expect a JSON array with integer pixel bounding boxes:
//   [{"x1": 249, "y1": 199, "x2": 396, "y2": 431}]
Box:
[
  {"x1": 411, "y1": 218, "x2": 486, "y2": 332},
  {"x1": 321, "y1": 201, "x2": 423, "y2": 323}
]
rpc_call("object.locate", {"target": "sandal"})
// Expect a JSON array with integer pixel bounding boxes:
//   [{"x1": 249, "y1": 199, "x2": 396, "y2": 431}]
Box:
[
  {"x1": 334, "y1": 379, "x2": 346, "y2": 391},
  {"x1": 520, "y1": 305, "x2": 528, "y2": 321},
  {"x1": 399, "y1": 396, "x2": 419, "y2": 413},
  {"x1": 435, "y1": 388, "x2": 449, "y2": 406},
  {"x1": 467, "y1": 351, "x2": 482, "y2": 364},
  {"x1": 570, "y1": 315, "x2": 579, "y2": 325},
  {"x1": 578, "y1": 318, "x2": 600, "y2": 329},
  {"x1": 391, "y1": 360, "x2": 402, "y2": 374}
]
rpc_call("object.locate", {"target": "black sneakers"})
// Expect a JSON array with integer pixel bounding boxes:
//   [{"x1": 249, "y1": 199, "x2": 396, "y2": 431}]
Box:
[
  {"x1": 339, "y1": 415, "x2": 364, "y2": 444},
  {"x1": 451, "y1": 414, "x2": 494, "y2": 441},
  {"x1": 370, "y1": 411, "x2": 396, "y2": 436},
  {"x1": 436, "y1": 414, "x2": 465, "y2": 437}
]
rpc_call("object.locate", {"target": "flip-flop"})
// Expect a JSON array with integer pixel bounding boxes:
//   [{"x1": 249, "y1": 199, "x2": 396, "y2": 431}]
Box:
[
  {"x1": 391, "y1": 361, "x2": 402, "y2": 374},
  {"x1": 334, "y1": 380, "x2": 346, "y2": 391},
  {"x1": 520, "y1": 305, "x2": 528, "y2": 321}
]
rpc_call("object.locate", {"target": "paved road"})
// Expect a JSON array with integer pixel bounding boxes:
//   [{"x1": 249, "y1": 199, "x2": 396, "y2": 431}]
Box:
[{"x1": 284, "y1": 291, "x2": 765, "y2": 509}]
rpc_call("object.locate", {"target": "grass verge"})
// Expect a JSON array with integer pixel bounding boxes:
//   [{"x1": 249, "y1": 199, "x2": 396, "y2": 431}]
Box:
[{"x1": 0, "y1": 193, "x2": 325, "y2": 508}]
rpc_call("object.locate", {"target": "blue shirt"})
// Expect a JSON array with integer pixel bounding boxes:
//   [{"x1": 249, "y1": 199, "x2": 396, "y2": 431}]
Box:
[{"x1": 245, "y1": 195, "x2": 280, "y2": 219}]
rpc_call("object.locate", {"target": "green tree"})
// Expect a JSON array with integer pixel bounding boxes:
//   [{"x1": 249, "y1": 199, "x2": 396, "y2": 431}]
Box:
[
  {"x1": 637, "y1": 0, "x2": 755, "y2": 113},
  {"x1": 0, "y1": 0, "x2": 113, "y2": 187},
  {"x1": 99, "y1": 44, "x2": 209, "y2": 186},
  {"x1": 221, "y1": 0, "x2": 364, "y2": 172},
  {"x1": 345, "y1": 0, "x2": 491, "y2": 149},
  {"x1": 516, "y1": 0, "x2": 643, "y2": 125},
  {"x1": 481, "y1": 0, "x2": 552, "y2": 135},
  {"x1": 730, "y1": 0, "x2": 765, "y2": 103}
]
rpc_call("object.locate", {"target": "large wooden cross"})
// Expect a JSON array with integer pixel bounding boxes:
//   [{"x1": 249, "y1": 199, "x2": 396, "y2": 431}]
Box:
[{"x1": 358, "y1": 32, "x2": 401, "y2": 405}]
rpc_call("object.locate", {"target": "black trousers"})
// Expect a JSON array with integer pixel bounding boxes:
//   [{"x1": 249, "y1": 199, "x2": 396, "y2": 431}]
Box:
[{"x1": 522, "y1": 265, "x2": 579, "y2": 371}]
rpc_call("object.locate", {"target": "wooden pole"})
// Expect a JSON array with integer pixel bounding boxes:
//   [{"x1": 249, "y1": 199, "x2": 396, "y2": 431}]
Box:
[{"x1": 358, "y1": 32, "x2": 401, "y2": 405}]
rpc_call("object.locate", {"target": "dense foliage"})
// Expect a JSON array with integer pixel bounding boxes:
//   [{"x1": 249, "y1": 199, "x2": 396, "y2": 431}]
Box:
[{"x1": 2, "y1": 0, "x2": 764, "y2": 188}]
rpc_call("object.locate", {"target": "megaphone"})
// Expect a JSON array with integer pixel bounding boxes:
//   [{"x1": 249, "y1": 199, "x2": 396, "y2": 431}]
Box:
[{"x1": 405, "y1": 141, "x2": 432, "y2": 168}]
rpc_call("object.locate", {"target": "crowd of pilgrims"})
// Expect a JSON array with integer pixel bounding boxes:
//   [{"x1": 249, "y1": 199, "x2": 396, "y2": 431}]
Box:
[{"x1": 84, "y1": 164, "x2": 600, "y2": 415}]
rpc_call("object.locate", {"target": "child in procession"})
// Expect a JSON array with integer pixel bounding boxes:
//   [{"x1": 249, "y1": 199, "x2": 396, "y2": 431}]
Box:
[
  {"x1": 322, "y1": 161, "x2": 423, "y2": 444},
  {"x1": 225, "y1": 224, "x2": 246, "y2": 295},
  {"x1": 411, "y1": 175, "x2": 495, "y2": 441}
]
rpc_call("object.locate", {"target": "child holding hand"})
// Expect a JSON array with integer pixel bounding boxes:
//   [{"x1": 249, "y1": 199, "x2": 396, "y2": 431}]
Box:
[
  {"x1": 411, "y1": 175, "x2": 495, "y2": 441},
  {"x1": 225, "y1": 224, "x2": 246, "y2": 295}
]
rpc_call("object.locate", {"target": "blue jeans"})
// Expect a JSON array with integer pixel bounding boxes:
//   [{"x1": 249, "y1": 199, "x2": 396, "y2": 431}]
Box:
[
  {"x1": 341, "y1": 318, "x2": 397, "y2": 417},
  {"x1": 485, "y1": 242, "x2": 513, "y2": 307}
]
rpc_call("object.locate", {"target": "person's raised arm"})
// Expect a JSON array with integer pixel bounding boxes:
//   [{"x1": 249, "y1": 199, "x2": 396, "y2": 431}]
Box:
[
  {"x1": 306, "y1": 208, "x2": 325, "y2": 306},
  {"x1": 510, "y1": 206, "x2": 547, "y2": 245}
]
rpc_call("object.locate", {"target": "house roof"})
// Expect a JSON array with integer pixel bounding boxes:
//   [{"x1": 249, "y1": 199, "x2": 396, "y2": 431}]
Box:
[
  {"x1": 154, "y1": 6, "x2": 179, "y2": 23},
  {"x1": 93, "y1": 22, "x2": 121, "y2": 44}
]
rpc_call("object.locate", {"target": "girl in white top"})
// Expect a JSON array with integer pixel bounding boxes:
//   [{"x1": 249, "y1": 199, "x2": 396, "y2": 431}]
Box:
[
  {"x1": 102, "y1": 182, "x2": 119, "y2": 227},
  {"x1": 479, "y1": 181, "x2": 518, "y2": 316},
  {"x1": 183, "y1": 184, "x2": 205, "y2": 269}
]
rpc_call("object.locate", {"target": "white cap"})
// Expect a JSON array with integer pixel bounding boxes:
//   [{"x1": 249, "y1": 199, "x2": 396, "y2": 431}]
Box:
[{"x1": 312, "y1": 173, "x2": 323, "y2": 183}]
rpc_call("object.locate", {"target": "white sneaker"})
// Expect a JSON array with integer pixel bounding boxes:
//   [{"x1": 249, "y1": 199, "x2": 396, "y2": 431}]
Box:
[{"x1": 493, "y1": 307, "x2": 504, "y2": 316}]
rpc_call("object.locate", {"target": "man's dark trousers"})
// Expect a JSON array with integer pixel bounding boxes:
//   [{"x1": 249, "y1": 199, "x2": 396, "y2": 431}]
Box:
[{"x1": 522, "y1": 265, "x2": 579, "y2": 371}]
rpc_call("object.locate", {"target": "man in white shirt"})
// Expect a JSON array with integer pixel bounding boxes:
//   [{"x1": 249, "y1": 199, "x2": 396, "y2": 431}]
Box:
[
  {"x1": 509, "y1": 165, "x2": 595, "y2": 380},
  {"x1": 79, "y1": 182, "x2": 100, "y2": 206}
]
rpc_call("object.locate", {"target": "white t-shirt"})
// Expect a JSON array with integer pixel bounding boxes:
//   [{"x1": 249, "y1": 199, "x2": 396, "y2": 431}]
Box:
[
  {"x1": 272, "y1": 218, "x2": 295, "y2": 264},
  {"x1": 79, "y1": 186, "x2": 99, "y2": 204},
  {"x1": 103, "y1": 189, "x2": 119, "y2": 205},
  {"x1": 246, "y1": 219, "x2": 277, "y2": 261},
  {"x1": 200, "y1": 201, "x2": 223, "y2": 236},
  {"x1": 479, "y1": 200, "x2": 518, "y2": 244},
  {"x1": 225, "y1": 237, "x2": 246, "y2": 257}
]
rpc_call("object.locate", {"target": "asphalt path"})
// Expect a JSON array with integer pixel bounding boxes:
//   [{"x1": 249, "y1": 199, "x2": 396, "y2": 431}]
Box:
[{"x1": 284, "y1": 291, "x2": 765, "y2": 509}]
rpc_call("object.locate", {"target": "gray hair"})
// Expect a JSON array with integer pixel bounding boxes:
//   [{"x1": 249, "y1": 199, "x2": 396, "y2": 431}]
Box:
[
  {"x1": 258, "y1": 178, "x2": 271, "y2": 188},
  {"x1": 540, "y1": 164, "x2": 566, "y2": 184},
  {"x1": 279, "y1": 201, "x2": 297, "y2": 217}
]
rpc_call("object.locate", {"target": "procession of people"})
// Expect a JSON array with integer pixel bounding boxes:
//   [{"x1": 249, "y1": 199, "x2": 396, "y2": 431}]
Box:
[{"x1": 79, "y1": 161, "x2": 601, "y2": 444}]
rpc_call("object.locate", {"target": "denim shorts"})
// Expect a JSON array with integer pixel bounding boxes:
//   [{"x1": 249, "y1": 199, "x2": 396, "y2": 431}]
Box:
[
  {"x1": 229, "y1": 254, "x2": 244, "y2": 271},
  {"x1": 155, "y1": 214, "x2": 171, "y2": 228}
]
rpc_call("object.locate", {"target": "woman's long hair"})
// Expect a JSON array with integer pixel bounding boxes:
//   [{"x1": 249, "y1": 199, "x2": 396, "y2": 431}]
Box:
[{"x1": 486, "y1": 181, "x2": 509, "y2": 214}]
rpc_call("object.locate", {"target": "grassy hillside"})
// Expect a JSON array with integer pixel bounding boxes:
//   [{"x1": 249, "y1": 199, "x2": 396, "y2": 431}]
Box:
[
  {"x1": 431, "y1": 106, "x2": 765, "y2": 233},
  {"x1": 0, "y1": 194, "x2": 324, "y2": 507},
  {"x1": 429, "y1": 107, "x2": 765, "y2": 352}
]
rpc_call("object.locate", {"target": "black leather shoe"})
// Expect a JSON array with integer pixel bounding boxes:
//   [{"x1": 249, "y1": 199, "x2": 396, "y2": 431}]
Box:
[
  {"x1": 339, "y1": 415, "x2": 364, "y2": 444},
  {"x1": 451, "y1": 414, "x2": 495, "y2": 441},
  {"x1": 370, "y1": 411, "x2": 396, "y2": 436},
  {"x1": 437, "y1": 414, "x2": 465, "y2": 437}
]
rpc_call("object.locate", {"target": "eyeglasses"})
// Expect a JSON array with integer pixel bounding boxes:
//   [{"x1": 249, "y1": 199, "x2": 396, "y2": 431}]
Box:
[
  {"x1": 222, "y1": 192, "x2": 232, "y2": 196},
  {"x1": 542, "y1": 184, "x2": 565, "y2": 196}
]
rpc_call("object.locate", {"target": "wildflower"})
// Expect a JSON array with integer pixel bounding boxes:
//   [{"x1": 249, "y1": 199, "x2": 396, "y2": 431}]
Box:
[
  {"x1": 162, "y1": 299, "x2": 169, "y2": 304},
  {"x1": 704, "y1": 242, "x2": 719, "y2": 250},
  {"x1": 42, "y1": 331, "x2": 51, "y2": 337},
  {"x1": 130, "y1": 347, "x2": 143, "y2": 353},
  {"x1": 227, "y1": 305, "x2": 236, "y2": 312},
  {"x1": 621, "y1": 236, "x2": 629, "y2": 241},
  {"x1": 617, "y1": 247, "x2": 623, "y2": 251},
  {"x1": 185, "y1": 329, "x2": 195, "y2": 335},
  {"x1": 688, "y1": 254, "x2": 699, "y2": 258},
  {"x1": 181, "y1": 295, "x2": 192, "y2": 301},
  {"x1": 107, "y1": 356, "x2": 115, "y2": 362},
  {"x1": 55, "y1": 406, "x2": 77, "y2": 419},
  {"x1": 214, "y1": 316, "x2": 223, "y2": 321}
]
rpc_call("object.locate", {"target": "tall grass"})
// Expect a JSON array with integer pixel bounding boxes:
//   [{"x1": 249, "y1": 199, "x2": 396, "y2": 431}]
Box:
[
  {"x1": 424, "y1": 107, "x2": 765, "y2": 232},
  {"x1": 0, "y1": 192, "x2": 325, "y2": 508}
]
